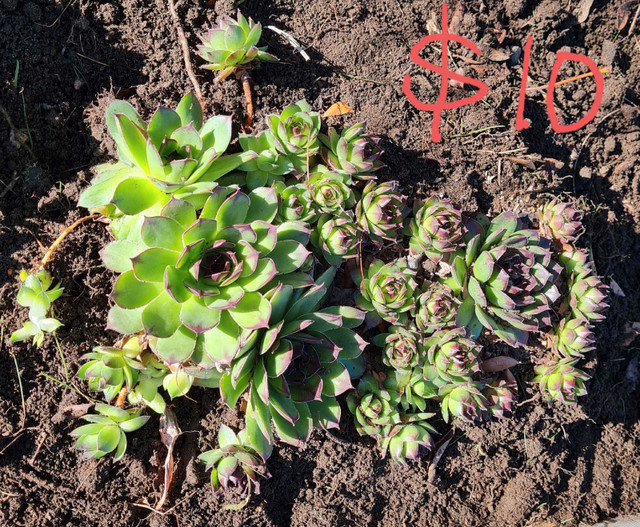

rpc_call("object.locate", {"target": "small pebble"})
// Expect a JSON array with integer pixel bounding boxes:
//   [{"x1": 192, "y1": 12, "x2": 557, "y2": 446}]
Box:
[{"x1": 604, "y1": 136, "x2": 618, "y2": 157}]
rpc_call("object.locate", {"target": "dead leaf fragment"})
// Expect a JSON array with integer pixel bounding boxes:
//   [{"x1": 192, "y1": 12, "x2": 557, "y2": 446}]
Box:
[
  {"x1": 610, "y1": 278, "x2": 626, "y2": 297},
  {"x1": 487, "y1": 49, "x2": 511, "y2": 62},
  {"x1": 575, "y1": 0, "x2": 595, "y2": 24},
  {"x1": 481, "y1": 356, "x2": 520, "y2": 373},
  {"x1": 450, "y1": 4, "x2": 464, "y2": 35},
  {"x1": 617, "y1": 0, "x2": 639, "y2": 30},
  {"x1": 324, "y1": 101, "x2": 353, "y2": 117}
]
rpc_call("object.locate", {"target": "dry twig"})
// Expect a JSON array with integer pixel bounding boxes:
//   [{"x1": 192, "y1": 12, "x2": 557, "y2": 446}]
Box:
[{"x1": 167, "y1": 0, "x2": 205, "y2": 110}]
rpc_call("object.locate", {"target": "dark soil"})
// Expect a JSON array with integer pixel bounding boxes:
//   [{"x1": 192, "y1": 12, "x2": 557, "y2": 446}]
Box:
[{"x1": 1, "y1": 0, "x2": 639, "y2": 526}]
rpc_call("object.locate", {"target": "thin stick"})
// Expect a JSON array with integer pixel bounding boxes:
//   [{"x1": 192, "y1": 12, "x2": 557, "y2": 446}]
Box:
[
  {"x1": 29, "y1": 432, "x2": 47, "y2": 466},
  {"x1": 527, "y1": 67, "x2": 611, "y2": 92},
  {"x1": 167, "y1": 0, "x2": 205, "y2": 111},
  {"x1": 236, "y1": 69, "x2": 254, "y2": 131},
  {"x1": 38, "y1": 213, "x2": 99, "y2": 269}
]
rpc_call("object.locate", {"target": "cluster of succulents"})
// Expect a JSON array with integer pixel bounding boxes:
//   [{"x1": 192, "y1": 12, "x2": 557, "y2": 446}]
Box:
[
  {"x1": 7, "y1": 9, "x2": 608, "y2": 501},
  {"x1": 347, "y1": 195, "x2": 607, "y2": 462},
  {"x1": 10, "y1": 270, "x2": 63, "y2": 348},
  {"x1": 70, "y1": 76, "x2": 400, "y2": 497}
]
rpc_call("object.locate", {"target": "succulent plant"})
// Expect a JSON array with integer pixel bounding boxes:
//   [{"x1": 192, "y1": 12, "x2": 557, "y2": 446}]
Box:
[
  {"x1": 308, "y1": 170, "x2": 355, "y2": 214},
  {"x1": 319, "y1": 123, "x2": 383, "y2": 178},
  {"x1": 409, "y1": 199, "x2": 466, "y2": 262},
  {"x1": 238, "y1": 131, "x2": 294, "y2": 190},
  {"x1": 558, "y1": 247, "x2": 592, "y2": 277},
  {"x1": 439, "y1": 382, "x2": 488, "y2": 424},
  {"x1": 356, "y1": 259, "x2": 417, "y2": 324},
  {"x1": 78, "y1": 94, "x2": 255, "y2": 224},
  {"x1": 355, "y1": 181, "x2": 405, "y2": 244},
  {"x1": 533, "y1": 358, "x2": 588, "y2": 404},
  {"x1": 273, "y1": 181, "x2": 318, "y2": 224},
  {"x1": 199, "y1": 425, "x2": 271, "y2": 496},
  {"x1": 539, "y1": 199, "x2": 585, "y2": 244},
  {"x1": 374, "y1": 325, "x2": 423, "y2": 371},
  {"x1": 568, "y1": 273, "x2": 608, "y2": 322},
  {"x1": 312, "y1": 214, "x2": 359, "y2": 266},
  {"x1": 425, "y1": 328, "x2": 482, "y2": 384},
  {"x1": 449, "y1": 212, "x2": 562, "y2": 347},
  {"x1": 10, "y1": 269, "x2": 63, "y2": 347},
  {"x1": 127, "y1": 353, "x2": 169, "y2": 414},
  {"x1": 218, "y1": 268, "x2": 366, "y2": 448},
  {"x1": 348, "y1": 374, "x2": 399, "y2": 438},
  {"x1": 379, "y1": 413, "x2": 437, "y2": 464},
  {"x1": 196, "y1": 11, "x2": 277, "y2": 82},
  {"x1": 71, "y1": 403, "x2": 149, "y2": 460},
  {"x1": 384, "y1": 368, "x2": 438, "y2": 412},
  {"x1": 414, "y1": 283, "x2": 459, "y2": 334},
  {"x1": 78, "y1": 341, "x2": 145, "y2": 402},
  {"x1": 104, "y1": 187, "x2": 311, "y2": 375},
  {"x1": 269, "y1": 101, "x2": 321, "y2": 172},
  {"x1": 550, "y1": 317, "x2": 596, "y2": 359},
  {"x1": 483, "y1": 376, "x2": 517, "y2": 419}
]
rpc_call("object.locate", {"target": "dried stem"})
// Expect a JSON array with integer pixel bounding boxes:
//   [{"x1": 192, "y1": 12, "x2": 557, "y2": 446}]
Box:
[
  {"x1": 236, "y1": 69, "x2": 254, "y2": 131},
  {"x1": 115, "y1": 387, "x2": 128, "y2": 409},
  {"x1": 38, "y1": 213, "x2": 99, "y2": 269},
  {"x1": 167, "y1": 0, "x2": 205, "y2": 111}
]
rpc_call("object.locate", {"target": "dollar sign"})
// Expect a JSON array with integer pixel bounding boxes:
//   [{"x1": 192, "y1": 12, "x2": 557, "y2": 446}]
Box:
[{"x1": 403, "y1": 4, "x2": 489, "y2": 143}]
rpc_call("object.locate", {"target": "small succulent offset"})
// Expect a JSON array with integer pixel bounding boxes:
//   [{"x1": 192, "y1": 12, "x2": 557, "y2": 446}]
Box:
[
  {"x1": 439, "y1": 382, "x2": 488, "y2": 424},
  {"x1": 374, "y1": 326, "x2": 423, "y2": 371},
  {"x1": 539, "y1": 199, "x2": 585, "y2": 244},
  {"x1": 312, "y1": 214, "x2": 360, "y2": 265},
  {"x1": 356, "y1": 181, "x2": 405, "y2": 244},
  {"x1": 269, "y1": 101, "x2": 321, "y2": 172},
  {"x1": 413, "y1": 283, "x2": 459, "y2": 334},
  {"x1": 199, "y1": 425, "x2": 271, "y2": 496},
  {"x1": 356, "y1": 259, "x2": 417, "y2": 324},
  {"x1": 348, "y1": 375, "x2": 436, "y2": 463},
  {"x1": 319, "y1": 123, "x2": 384, "y2": 178},
  {"x1": 71, "y1": 403, "x2": 149, "y2": 460},
  {"x1": 409, "y1": 199, "x2": 465, "y2": 262},
  {"x1": 10, "y1": 270, "x2": 63, "y2": 348},
  {"x1": 533, "y1": 359, "x2": 588, "y2": 405},
  {"x1": 78, "y1": 342, "x2": 144, "y2": 402},
  {"x1": 425, "y1": 328, "x2": 482, "y2": 384},
  {"x1": 550, "y1": 317, "x2": 595, "y2": 359},
  {"x1": 196, "y1": 11, "x2": 277, "y2": 82}
]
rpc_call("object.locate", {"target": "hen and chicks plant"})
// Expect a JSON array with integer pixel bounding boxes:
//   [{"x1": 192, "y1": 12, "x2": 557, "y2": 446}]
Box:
[{"x1": 8, "y1": 8, "x2": 609, "y2": 501}]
